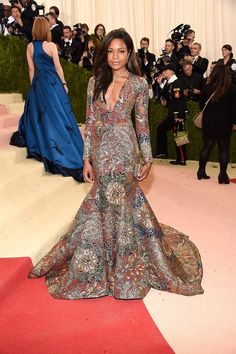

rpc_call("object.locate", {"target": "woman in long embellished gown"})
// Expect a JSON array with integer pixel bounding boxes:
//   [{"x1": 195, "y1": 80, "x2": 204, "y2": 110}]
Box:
[
  {"x1": 29, "y1": 29, "x2": 204, "y2": 299},
  {"x1": 10, "y1": 17, "x2": 84, "y2": 182}
]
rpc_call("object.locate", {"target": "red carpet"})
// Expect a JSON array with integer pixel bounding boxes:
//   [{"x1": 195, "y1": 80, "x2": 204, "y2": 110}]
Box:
[{"x1": 0, "y1": 258, "x2": 174, "y2": 354}]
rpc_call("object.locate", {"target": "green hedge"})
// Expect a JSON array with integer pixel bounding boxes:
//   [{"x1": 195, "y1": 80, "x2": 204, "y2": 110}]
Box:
[
  {"x1": 0, "y1": 35, "x2": 235, "y2": 161},
  {"x1": 149, "y1": 98, "x2": 236, "y2": 162}
]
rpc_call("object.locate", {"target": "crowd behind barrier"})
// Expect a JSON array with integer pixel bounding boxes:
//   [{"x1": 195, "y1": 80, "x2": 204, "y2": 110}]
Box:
[
  {"x1": 0, "y1": 2, "x2": 236, "y2": 163},
  {"x1": 1, "y1": 35, "x2": 236, "y2": 163}
]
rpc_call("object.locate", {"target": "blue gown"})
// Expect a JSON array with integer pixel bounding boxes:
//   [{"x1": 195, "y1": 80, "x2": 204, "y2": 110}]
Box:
[{"x1": 10, "y1": 40, "x2": 84, "y2": 182}]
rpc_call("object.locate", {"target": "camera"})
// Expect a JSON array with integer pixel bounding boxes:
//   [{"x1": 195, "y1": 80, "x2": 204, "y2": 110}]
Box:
[
  {"x1": 8, "y1": 0, "x2": 19, "y2": 5},
  {"x1": 188, "y1": 88, "x2": 194, "y2": 99},
  {"x1": 73, "y1": 23, "x2": 86, "y2": 37},
  {"x1": 87, "y1": 47, "x2": 95, "y2": 60},
  {"x1": 5, "y1": 20, "x2": 25, "y2": 38},
  {"x1": 37, "y1": 4, "x2": 45, "y2": 16},
  {"x1": 155, "y1": 49, "x2": 170, "y2": 71},
  {"x1": 170, "y1": 23, "x2": 191, "y2": 43},
  {"x1": 150, "y1": 64, "x2": 161, "y2": 78},
  {"x1": 138, "y1": 48, "x2": 147, "y2": 60}
]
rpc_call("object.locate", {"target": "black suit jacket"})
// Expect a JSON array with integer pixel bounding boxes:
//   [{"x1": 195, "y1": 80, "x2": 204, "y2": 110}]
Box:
[
  {"x1": 193, "y1": 56, "x2": 208, "y2": 76},
  {"x1": 21, "y1": 0, "x2": 38, "y2": 41},
  {"x1": 138, "y1": 50, "x2": 156, "y2": 75},
  {"x1": 60, "y1": 39, "x2": 82, "y2": 64},
  {"x1": 178, "y1": 72, "x2": 204, "y2": 101},
  {"x1": 51, "y1": 25, "x2": 63, "y2": 47},
  {"x1": 56, "y1": 19, "x2": 64, "y2": 32}
]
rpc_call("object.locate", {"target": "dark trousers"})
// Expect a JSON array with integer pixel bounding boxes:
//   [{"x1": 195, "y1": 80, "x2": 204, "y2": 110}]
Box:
[
  {"x1": 199, "y1": 135, "x2": 231, "y2": 174},
  {"x1": 156, "y1": 117, "x2": 187, "y2": 161}
]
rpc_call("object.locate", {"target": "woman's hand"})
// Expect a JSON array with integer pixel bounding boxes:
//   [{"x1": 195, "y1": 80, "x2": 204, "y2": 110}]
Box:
[
  {"x1": 15, "y1": 17, "x2": 23, "y2": 27},
  {"x1": 160, "y1": 98, "x2": 167, "y2": 106},
  {"x1": 64, "y1": 84, "x2": 69, "y2": 94},
  {"x1": 14, "y1": 2, "x2": 23, "y2": 10},
  {"x1": 137, "y1": 162, "x2": 152, "y2": 182},
  {"x1": 83, "y1": 159, "x2": 94, "y2": 183},
  {"x1": 233, "y1": 124, "x2": 236, "y2": 131}
]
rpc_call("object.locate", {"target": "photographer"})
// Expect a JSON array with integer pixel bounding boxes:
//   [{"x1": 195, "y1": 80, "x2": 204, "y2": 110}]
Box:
[
  {"x1": 5, "y1": 5, "x2": 32, "y2": 41},
  {"x1": 0, "y1": 4, "x2": 11, "y2": 34},
  {"x1": 177, "y1": 29, "x2": 195, "y2": 60},
  {"x1": 72, "y1": 23, "x2": 90, "y2": 62},
  {"x1": 178, "y1": 60, "x2": 204, "y2": 102},
  {"x1": 183, "y1": 42, "x2": 208, "y2": 76},
  {"x1": 79, "y1": 38, "x2": 96, "y2": 71},
  {"x1": 60, "y1": 26, "x2": 82, "y2": 64},
  {"x1": 11, "y1": 0, "x2": 38, "y2": 38},
  {"x1": 156, "y1": 39, "x2": 179, "y2": 70},
  {"x1": 137, "y1": 37, "x2": 156, "y2": 82}
]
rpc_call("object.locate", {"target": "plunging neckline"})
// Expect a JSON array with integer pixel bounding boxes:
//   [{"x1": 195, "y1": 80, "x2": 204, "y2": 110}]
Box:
[{"x1": 105, "y1": 74, "x2": 130, "y2": 113}]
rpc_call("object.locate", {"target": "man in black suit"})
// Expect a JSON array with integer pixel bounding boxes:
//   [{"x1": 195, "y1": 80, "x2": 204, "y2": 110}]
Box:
[
  {"x1": 12, "y1": 0, "x2": 38, "y2": 39},
  {"x1": 60, "y1": 26, "x2": 82, "y2": 64},
  {"x1": 161, "y1": 39, "x2": 179, "y2": 68},
  {"x1": 177, "y1": 29, "x2": 195, "y2": 60},
  {"x1": 49, "y1": 6, "x2": 64, "y2": 32},
  {"x1": 155, "y1": 63, "x2": 188, "y2": 165},
  {"x1": 178, "y1": 60, "x2": 204, "y2": 102},
  {"x1": 5, "y1": 5, "x2": 32, "y2": 41},
  {"x1": 46, "y1": 12, "x2": 63, "y2": 48},
  {"x1": 190, "y1": 42, "x2": 208, "y2": 76},
  {"x1": 137, "y1": 37, "x2": 156, "y2": 82}
]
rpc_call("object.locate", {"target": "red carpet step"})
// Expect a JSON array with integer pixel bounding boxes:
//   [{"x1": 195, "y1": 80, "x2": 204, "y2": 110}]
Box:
[
  {"x1": 0, "y1": 105, "x2": 20, "y2": 147},
  {"x1": 0, "y1": 258, "x2": 174, "y2": 354}
]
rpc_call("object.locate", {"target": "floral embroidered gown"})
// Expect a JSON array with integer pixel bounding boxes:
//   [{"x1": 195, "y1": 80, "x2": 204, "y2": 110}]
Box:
[{"x1": 29, "y1": 74, "x2": 204, "y2": 299}]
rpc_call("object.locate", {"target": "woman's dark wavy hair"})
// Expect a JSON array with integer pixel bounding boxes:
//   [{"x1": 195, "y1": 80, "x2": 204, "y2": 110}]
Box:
[
  {"x1": 94, "y1": 23, "x2": 106, "y2": 38},
  {"x1": 93, "y1": 28, "x2": 141, "y2": 100},
  {"x1": 222, "y1": 44, "x2": 233, "y2": 59},
  {"x1": 207, "y1": 64, "x2": 230, "y2": 102}
]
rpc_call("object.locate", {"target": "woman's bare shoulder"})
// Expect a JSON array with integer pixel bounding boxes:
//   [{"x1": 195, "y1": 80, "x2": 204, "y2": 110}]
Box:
[
  {"x1": 43, "y1": 41, "x2": 57, "y2": 50},
  {"x1": 27, "y1": 42, "x2": 33, "y2": 51}
]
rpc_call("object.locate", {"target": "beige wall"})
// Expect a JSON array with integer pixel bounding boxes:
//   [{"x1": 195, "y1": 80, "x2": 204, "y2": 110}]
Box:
[{"x1": 3, "y1": 0, "x2": 236, "y2": 65}]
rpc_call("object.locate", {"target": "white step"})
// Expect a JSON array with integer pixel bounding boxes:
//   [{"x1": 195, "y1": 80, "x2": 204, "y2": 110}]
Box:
[
  {"x1": 0, "y1": 180, "x2": 90, "y2": 264},
  {"x1": 0, "y1": 169, "x2": 89, "y2": 238},
  {"x1": 0, "y1": 126, "x2": 16, "y2": 147},
  {"x1": 0, "y1": 146, "x2": 27, "y2": 168},
  {"x1": 0, "y1": 157, "x2": 45, "y2": 197},
  {"x1": 0, "y1": 93, "x2": 23, "y2": 104},
  {"x1": 0, "y1": 145, "x2": 90, "y2": 263}
]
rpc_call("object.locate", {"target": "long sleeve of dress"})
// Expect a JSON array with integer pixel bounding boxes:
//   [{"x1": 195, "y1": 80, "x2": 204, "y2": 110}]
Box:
[
  {"x1": 83, "y1": 77, "x2": 96, "y2": 161},
  {"x1": 135, "y1": 79, "x2": 153, "y2": 164}
]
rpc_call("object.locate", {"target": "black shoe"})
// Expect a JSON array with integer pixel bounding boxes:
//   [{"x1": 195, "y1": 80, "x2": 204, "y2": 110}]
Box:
[
  {"x1": 218, "y1": 173, "x2": 230, "y2": 184},
  {"x1": 169, "y1": 160, "x2": 186, "y2": 166},
  {"x1": 197, "y1": 170, "x2": 210, "y2": 180},
  {"x1": 153, "y1": 153, "x2": 168, "y2": 159}
]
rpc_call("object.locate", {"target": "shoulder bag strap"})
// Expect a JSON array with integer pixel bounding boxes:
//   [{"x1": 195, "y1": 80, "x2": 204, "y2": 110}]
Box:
[{"x1": 202, "y1": 91, "x2": 215, "y2": 113}]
